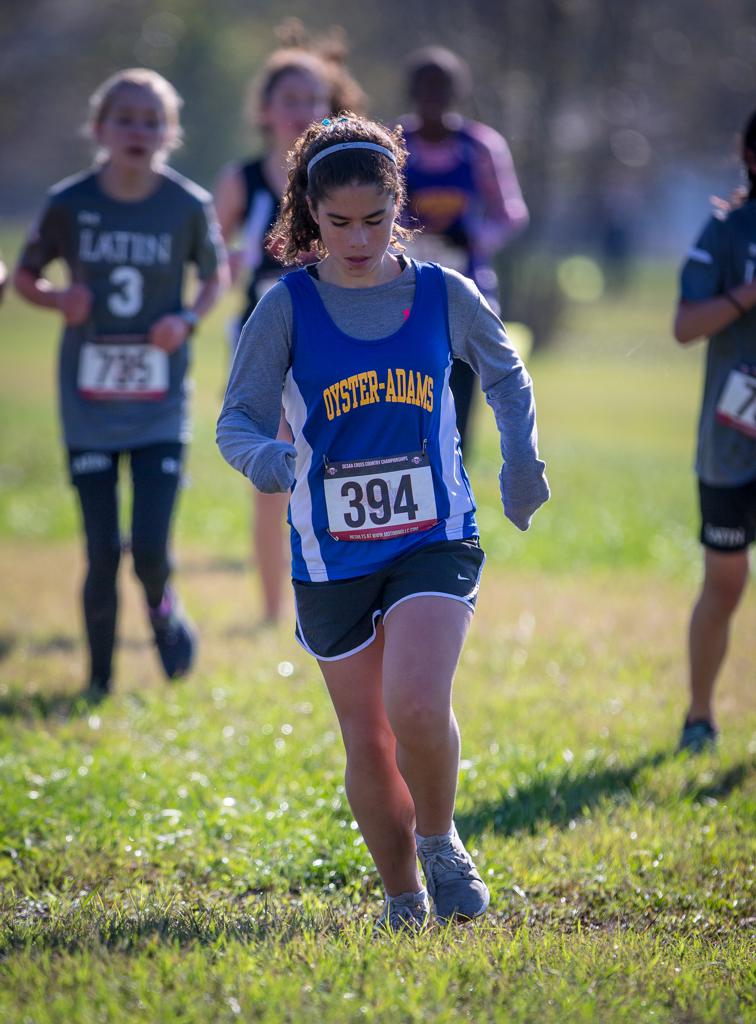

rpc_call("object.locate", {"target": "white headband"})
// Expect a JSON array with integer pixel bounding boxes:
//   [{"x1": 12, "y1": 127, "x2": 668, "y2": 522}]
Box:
[{"x1": 307, "y1": 141, "x2": 397, "y2": 178}]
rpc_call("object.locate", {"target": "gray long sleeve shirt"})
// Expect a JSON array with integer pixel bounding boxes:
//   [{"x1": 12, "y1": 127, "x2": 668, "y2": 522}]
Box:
[{"x1": 217, "y1": 260, "x2": 549, "y2": 530}]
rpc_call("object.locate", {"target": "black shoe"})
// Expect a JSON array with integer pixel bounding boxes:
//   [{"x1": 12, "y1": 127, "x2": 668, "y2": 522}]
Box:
[
  {"x1": 82, "y1": 677, "x2": 111, "y2": 704},
  {"x1": 678, "y1": 718, "x2": 718, "y2": 754},
  {"x1": 149, "y1": 586, "x2": 196, "y2": 680}
]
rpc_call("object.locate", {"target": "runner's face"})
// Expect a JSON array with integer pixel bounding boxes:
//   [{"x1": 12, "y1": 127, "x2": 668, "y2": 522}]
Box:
[
  {"x1": 412, "y1": 67, "x2": 455, "y2": 123},
  {"x1": 262, "y1": 70, "x2": 331, "y2": 149},
  {"x1": 309, "y1": 183, "x2": 397, "y2": 287},
  {"x1": 96, "y1": 85, "x2": 169, "y2": 170}
]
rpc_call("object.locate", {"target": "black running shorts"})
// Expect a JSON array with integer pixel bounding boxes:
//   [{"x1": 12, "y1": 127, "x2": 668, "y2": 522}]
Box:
[
  {"x1": 699, "y1": 478, "x2": 756, "y2": 552},
  {"x1": 293, "y1": 538, "x2": 485, "y2": 661}
]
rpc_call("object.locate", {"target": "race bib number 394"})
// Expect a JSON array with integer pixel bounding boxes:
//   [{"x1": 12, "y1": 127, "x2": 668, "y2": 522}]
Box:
[
  {"x1": 78, "y1": 336, "x2": 169, "y2": 401},
  {"x1": 716, "y1": 364, "x2": 756, "y2": 439},
  {"x1": 324, "y1": 450, "x2": 438, "y2": 541}
]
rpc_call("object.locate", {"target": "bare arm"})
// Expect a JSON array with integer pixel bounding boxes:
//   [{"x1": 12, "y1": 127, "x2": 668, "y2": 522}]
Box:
[
  {"x1": 469, "y1": 124, "x2": 529, "y2": 258},
  {"x1": 13, "y1": 265, "x2": 91, "y2": 324},
  {"x1": 213, "y1": 163, "x2": 246, "y2": 240},
  {"x1": 149, "y1": 265, "x2": 229, "y2": 354},
  {"x1": 673, "y1": 279, "x2": 756, "y2": 344},
  {"x1": 189, "y1": 265, "x2": 228, "y2": 319},
  {"x1": 213, "y1": 163, "x2": 247, "y2": 283},
  {"x1": 14, "y1": 265, "x2": 63, "y2": 310}
]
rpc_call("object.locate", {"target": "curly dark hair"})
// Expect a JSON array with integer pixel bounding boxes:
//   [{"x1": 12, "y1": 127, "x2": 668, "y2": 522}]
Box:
[{"x1": 268, "y1": 113, "x2": 414, "y2": 264}]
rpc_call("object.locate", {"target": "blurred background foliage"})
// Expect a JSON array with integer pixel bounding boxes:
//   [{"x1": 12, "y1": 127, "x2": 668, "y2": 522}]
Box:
[{"x1": 2, "y1": 0, "x2": 755, "y2": 347}]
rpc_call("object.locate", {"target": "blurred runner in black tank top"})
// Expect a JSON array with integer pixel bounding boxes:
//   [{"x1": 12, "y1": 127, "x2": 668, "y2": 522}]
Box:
[{"x1": 213, "y1": 20, "x2": 365, "y2": 624}]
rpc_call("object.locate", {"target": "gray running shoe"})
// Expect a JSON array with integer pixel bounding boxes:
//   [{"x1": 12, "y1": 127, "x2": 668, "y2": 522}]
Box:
[
  {"x1": 417, "y1": 825, "x2": 490, "y2": 923},
  {"x1": 374, "y1": 889, "x2": 431, "y2": 935}
]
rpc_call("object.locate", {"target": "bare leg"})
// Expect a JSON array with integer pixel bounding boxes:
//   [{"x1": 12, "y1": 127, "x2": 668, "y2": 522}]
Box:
[
  {"x1": 381, "y1": 597, "x2": 472, "y2": 838},
  {"x1": 252, "y1": 414, "x2": 290, "y2": 623},
  {"x1": 688, "y1": 548, "x2": 749, "y2": 724},
  {"x1": 318, "y1": 626, "x2": 422, "y2": 897},
  {"x1": 253, "y1": 491, "x2": 288, "y2": 622}
]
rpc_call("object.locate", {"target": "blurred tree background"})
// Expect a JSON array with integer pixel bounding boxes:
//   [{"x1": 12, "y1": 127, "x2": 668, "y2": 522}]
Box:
[{"x1": 2, "y1": 0, "x2": 755, "y2": 346}]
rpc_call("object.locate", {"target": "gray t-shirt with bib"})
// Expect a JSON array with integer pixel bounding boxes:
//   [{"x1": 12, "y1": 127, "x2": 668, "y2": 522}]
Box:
[
  {"x1": 19, "y1": 167, "x2": 223, "y2": 450},
  {"x1": 679, "y1": 202, "x2": 756, "y2": 486}
]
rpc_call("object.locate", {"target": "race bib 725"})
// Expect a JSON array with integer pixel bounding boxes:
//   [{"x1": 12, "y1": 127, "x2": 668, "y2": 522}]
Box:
[
  {"x1": 78, "y1": 336, "x2": 169, "y2": 401},
  {"x1": 716, "y1": 364, "x2": 756, "y2": 439}
]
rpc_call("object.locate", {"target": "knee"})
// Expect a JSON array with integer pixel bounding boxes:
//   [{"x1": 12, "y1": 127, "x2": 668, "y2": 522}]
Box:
[
  {"x1": 701, "y1": 563, "x2": 748, "y2": 617},
  {"x1": 131, "y1": 544, "x2": 169, "y2": 589},
  {"x1": 342, "y1": 724, "x2": 395, "y2": 772},
  {"x1": 388, "y1": 697, "x2": 452, "y2": 751},
  {"x1": 86, "y1": 544, "x2": 120, "y2": 586}
]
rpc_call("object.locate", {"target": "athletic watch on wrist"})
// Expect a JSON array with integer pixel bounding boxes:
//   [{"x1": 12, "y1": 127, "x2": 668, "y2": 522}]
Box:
[{"x1": 179, "y1": 309, "x2": 200, "y2": 333}]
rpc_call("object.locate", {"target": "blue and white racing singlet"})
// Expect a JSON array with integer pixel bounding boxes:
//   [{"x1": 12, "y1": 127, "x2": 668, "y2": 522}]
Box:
[{"x1": 282, "y1": 260, "x2": 478, "y2": 581}]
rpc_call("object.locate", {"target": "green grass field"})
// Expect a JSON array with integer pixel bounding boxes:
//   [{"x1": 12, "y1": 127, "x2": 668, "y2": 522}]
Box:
[{"x1": 0, "y1": 245, "x2": 754, "y2": 1023}]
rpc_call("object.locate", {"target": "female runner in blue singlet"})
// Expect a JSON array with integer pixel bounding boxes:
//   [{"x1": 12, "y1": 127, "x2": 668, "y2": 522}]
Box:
[{"x1": 217, "y1": 114, "x2": 549, "y2": 931}]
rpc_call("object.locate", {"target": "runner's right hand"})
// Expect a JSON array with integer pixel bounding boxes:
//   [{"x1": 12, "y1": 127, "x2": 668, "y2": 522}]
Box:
[
  {"x1": 250, "y1": 440, "x2": 297, "y2": 493},
  {"x1": 56, "y1": 284, "x2": 93, "y2": 326}
]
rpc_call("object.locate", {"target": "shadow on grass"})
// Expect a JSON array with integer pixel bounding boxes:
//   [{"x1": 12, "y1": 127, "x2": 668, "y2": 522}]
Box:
[
  {"x1": 24, "y1": 634, "x2": 151, "y2": 655},
  {"x1": 0, "y1": 631, "x2": 78, "y2": 659},
  {"x1": 181, "y1": 555, "x2": 247, "y2": 575},
  {"x1": 683, "y1": 760, "x2": 754, "y2": 803},
  {"x1": 0, "y1": 630, "x2": 151, "y2": 661},
  {"x1": 456, "y1": 751, "x2": 750, "y2": 840},
  {"x1": 26, "y1": 633, "x2": 78, "y2": 655},
  {"x1": 0, "y1": 897, "x2": 358, "y2": 955},
  {"x1": 0, "y1": 632, "x2": 17, "y2": 661},
  {"x1": 0, "y1": 688, "x2": 105, "y2": 721}
]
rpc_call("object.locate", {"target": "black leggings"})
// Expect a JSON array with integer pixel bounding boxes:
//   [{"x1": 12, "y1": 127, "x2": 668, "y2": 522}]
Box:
[{"x1": 68, "y1": 442, "x2": 184, "y2": 684}]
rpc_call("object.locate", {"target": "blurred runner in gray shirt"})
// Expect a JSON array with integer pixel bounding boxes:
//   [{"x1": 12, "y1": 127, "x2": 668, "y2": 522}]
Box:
[
  {"x1": 15, "y1": 68, "x2": 227, "y2": 700},
  {"x1": 673, "y1": 106, "x2": 756, "y2": 753}
]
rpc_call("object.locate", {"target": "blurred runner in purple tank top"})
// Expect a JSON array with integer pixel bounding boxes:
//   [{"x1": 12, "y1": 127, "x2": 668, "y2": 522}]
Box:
[{"x1": 399, "y1": 46, "x2": 529, "y2": 453}]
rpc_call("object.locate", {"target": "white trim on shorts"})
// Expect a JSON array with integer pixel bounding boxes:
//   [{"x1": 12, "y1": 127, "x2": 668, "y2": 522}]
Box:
[
  {"x1": 294, "y1": 604, "x2": 383, "y2": 663},
  {"x1": 382, "y1": 590, "x2": 477, "y2": 624},
  {"x1": 383, "y1": 546, "x2": 485, "y2": 624}
]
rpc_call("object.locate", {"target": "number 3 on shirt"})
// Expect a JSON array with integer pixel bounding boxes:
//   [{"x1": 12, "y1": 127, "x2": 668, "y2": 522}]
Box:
[{"x1": 108, "y1": 266, "x2": 143, "y2": 317}]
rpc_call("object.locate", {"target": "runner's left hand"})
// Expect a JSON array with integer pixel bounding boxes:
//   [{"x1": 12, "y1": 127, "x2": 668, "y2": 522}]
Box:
[
  {"x1": 499, "y1": 464, "x2": 550, "y2": 531},
  {"x1": 149, "y1": 315, "x2": 191, "y2": 353}
]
